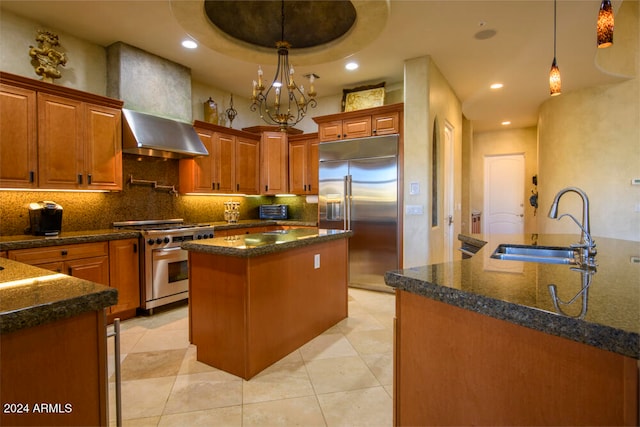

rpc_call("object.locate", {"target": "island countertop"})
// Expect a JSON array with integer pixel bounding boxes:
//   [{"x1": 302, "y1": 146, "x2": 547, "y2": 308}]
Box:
[
  {"x1": 183, "y1": 228, "x2": 352, "y2": 258},
  {"x1": 0, "y1": 257, "x2": 117, "y2": 334},
  {"x1": 385, "y1": 234, "x2": 639, "y2": 359}
]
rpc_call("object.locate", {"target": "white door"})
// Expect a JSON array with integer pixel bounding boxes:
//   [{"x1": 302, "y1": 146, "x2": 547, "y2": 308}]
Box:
[
  {"x1": 443, "y1": 122, "x2": 455, "y2": 261},
  {"x1": 484, "y1": 154, "x2": 525, "y2": 235}
]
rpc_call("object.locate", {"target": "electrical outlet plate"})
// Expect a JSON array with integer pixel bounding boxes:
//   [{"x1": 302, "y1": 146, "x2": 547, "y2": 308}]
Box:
[{"x1": 405, "y1": 205, "x2": 424, "y2": 215}]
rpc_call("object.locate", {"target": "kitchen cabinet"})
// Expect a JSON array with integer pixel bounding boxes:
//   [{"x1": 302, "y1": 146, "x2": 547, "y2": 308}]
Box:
[
  {"x1": 313, "y1": 103, "x2": 403, "y2": 142},
  {"x1": 260, "y1": 131, "x2": 288, "y2": 195},
  {"x1": 179, "y1": 122, "x2": 259, "y2": 194},
  {"x1": 8, "y1": 241, "x2": 110, "y2": 285},
  {"x1": 288, "y1": 132, "x2": 319, "y2": 195},
  {"x1": 0, "y1": 72, "x2": 124, "y2": 191},
  {"x1": 108, "y1": 238, "x2": 140, "y2": 322},
  {"x1": 0, "y1": 83, "x2": 37, "y2": 188}
]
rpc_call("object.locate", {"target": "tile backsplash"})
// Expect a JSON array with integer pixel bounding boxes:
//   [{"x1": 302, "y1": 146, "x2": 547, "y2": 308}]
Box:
[{"x1": 0, "y1": 155, "x2": 318, "y2": 236}]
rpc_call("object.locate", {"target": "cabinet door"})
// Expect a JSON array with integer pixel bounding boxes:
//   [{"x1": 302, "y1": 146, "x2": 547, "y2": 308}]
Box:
[
  {"x1": 342, "y1": 116, "x2": 371, "y2": 139},
  {"x1": 180, "y1": 128, "x2": 215, "y2": 193},
  {"x1": 37, "y1": 93, "x2": 84, "y2": 189},
  {"x1": 109, "y1": 239, "x2": 140, "y2": 316},
  {"x1": 33, "y1": 261, "x2": 65, "y2": 273},
  {"x1": 372, "y1": 111, "x2": 399, "y2": 136},
  {"x1": 235, "y1": 136, "x2": 259, "y2": 194},
  {"x1": 84, "y1": 103, "x2": 122, "y2": 190},
  {"x1": 318, "y1": 120, "x2": 343, "y2": 142},
  {"x1": 260, "y1": 131, "x2": 288, "y2": 195},
  {"x1": 307, "y1": 138, "x2": 320, "y2": 194},
  {"x1": 0, "y1": 84, "x2": 37, "y2": 188},
  {"x1": 215, "y1": 133, "x2": 236, "y2": 193},
  {"x1": 288, "y1": 140, "x2": 308, "y2": 195},
  {"x1": 65, "y1": 256, "x2": 109, "y2": 285}
]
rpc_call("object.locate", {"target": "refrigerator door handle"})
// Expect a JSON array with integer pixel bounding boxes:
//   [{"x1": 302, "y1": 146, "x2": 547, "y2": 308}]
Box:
[
  {"x1": 345, "y1": 175, "x2": 353, "y2": 230},
  {"x1": 343, "y1": 175, "x2": 348, "y2": 230}
]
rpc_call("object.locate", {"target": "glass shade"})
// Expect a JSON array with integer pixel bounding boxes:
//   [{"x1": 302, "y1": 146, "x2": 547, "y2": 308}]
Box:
[
  {"x1": 549, "y1": 57, "x2": 562, "y2": 96},
  {"x1": 597, "y1": 0, "x2": 614, "y2": 48}
]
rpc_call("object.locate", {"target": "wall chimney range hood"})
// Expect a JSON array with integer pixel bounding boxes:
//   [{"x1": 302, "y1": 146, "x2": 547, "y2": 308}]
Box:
[{"x1": 122, "y1": 109, "x2": 208, "y2": 159}]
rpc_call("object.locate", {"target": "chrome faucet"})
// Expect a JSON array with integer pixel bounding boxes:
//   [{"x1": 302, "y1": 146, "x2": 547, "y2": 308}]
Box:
[{"x1": 548, "y1": 187, "x2": 597, "y2": 267}]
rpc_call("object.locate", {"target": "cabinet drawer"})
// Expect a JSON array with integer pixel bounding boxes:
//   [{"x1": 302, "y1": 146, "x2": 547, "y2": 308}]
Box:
[{"x1": 9, "y1": 241, "x2": 109, "y2": 264}]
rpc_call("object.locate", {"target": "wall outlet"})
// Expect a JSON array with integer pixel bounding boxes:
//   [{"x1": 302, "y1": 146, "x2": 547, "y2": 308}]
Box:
[
  {"x1": 314, "y1": 254, "x2": 320, "y2": 269},
  {"x1": 406, "y1": 205, "x2": 424, "y2": 215}
]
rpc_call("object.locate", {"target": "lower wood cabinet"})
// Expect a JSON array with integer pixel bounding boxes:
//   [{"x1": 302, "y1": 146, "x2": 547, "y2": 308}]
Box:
[
  {"x1": 108, "y1": 238, "x2": 140, "y2": 322},
  {"x1": 8, "y1": 239, "x2": 141, "y2": 321}
]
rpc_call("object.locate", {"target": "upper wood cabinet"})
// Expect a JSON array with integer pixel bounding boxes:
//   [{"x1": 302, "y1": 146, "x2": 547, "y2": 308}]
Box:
[
  {"x1": 260, "y1": 131, "x2": 288, "y2": 195},
  {"x1": 0, "y1": 72, "x2": 124, "y2": 191},
  {"x1": 0, "y1": 84, "x2": 37, "y2": 188},
  {"x1": 179, "y1": 122, "x2": 259, "y2": 195},
  {"x1": 313, "y1": 103, "x2": 403, "y2": 142},
  {"x1": 288, "y1": 132, "x2": 319, "y2": 195}
]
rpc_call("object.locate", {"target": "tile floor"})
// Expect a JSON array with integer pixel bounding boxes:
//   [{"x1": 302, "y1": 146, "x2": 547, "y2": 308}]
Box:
[{"x1": 107, "y1": 288, "x2": 395, "y2": 426}]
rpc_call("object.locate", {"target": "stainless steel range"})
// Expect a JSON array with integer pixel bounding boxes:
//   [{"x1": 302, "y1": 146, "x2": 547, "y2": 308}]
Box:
[{"x1": 113, "y1": 219, "x2": 215, "y2": 312}]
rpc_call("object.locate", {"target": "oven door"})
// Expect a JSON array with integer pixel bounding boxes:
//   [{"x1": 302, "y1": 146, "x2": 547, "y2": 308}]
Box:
[{"x1": 151, "y1": 246, "x2": 189, "y2": 299}]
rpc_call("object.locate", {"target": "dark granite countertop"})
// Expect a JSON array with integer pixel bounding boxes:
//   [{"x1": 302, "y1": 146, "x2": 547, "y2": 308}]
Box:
[
  {"x1": 0, "y1": 257, "x2": 117, "y2": 334},
  {"x1": 210, "y1": 219, "x2": 317, "y2": 231},
  {"x1": 0, "y1": 229, "x2": 141, "y2": 251},
  {"x1": 183, "y1": 228, "x2": 352, "y2": 258},
  {"x1": 385, "y1": 234, "x2": 640, "y2": 359}
]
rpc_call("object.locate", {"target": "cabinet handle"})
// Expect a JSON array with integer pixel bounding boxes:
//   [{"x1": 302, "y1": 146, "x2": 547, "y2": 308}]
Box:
[
  {"x1": 77, "y1": 174, "x2": 83, "y2": 184},
  {"x1": 29, "y1": 171, "x2": 35, "y2": 183},
  {"x1": 237, "y1": 183, "x2": 239, "y2": 191},
  {"x1": 87, "y1": 174, "x2": 92, "y2": 184},
  {"x1": 212, "y1": 182, "x2": 215, "y2": 190},
  {"x1": 337, "y1": 134, "x2": 342, "y2": 138},
  {"x1": 217, "y1": 183, "x2": 220, "y2": 190},
  {"x1": 61, "y1": 250, "x2": 68, "y2": 256},
  {"x1": 308, "y1": 184, "x2": 312, "y2": 191},
  {"x1": 265, "y1": 185, "x2": 268, "y2": 192},
  {"x1": 373, "y1": 129, "x2": 377, "y2": 134},
  {"x1": 68, "y1": 267, "x2": 73, "y2": 275},
  {"x1": 133, "y1": 243, "x2": 137, "y2": 254}
]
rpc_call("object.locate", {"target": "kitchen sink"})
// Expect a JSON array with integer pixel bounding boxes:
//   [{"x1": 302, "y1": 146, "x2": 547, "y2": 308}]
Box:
[{"x1": 491, "y1": 243, "x2": 578, "y2": 265}]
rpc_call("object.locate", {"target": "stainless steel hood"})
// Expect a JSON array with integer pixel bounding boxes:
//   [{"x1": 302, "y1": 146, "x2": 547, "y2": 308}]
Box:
[{"x1": 122, "y1": 109, "x2": 208, "y2": 159}]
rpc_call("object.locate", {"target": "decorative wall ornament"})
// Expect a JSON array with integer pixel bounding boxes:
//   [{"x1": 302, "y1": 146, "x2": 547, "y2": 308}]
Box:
[
  {"x1": 341, "y1": 82, "x2": 386, "y2": 112},
  {"x1": 29, "y1": 30, "x2": 67, "y2": 83},
  {"x1": 225, "y1": 94, "x2": 238, "y2": 129}
]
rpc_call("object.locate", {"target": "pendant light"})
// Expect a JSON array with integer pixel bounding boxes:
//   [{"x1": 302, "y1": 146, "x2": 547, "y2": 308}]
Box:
[
  {"x1": 597, "y1": 0, "x2": 614, "y2": 48},
  {"x1": 549, "y1": 0, "x2": 561, "y2": 96}
]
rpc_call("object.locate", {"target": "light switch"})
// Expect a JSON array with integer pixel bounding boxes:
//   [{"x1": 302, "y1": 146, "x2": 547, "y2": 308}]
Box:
[
  {"x1": 409, "y1": 182, "x2": 420, "y2": 195},
  {"x1": 314, "y1": 254, "x2": 320, "y2": 269}
]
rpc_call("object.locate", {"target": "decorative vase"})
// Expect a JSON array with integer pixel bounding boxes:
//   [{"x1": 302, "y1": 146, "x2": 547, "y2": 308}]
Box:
[{"x1": 204, "y1": 97, "x2": 218, "y2": 125}]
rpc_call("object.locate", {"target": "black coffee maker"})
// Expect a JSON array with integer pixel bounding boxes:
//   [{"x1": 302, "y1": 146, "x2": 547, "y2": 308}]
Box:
[{"x1": 28, "y1": 201, "x2": 63, "y2": 236}]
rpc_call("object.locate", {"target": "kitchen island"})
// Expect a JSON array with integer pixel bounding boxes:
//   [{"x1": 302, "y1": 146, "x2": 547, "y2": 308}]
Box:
[
  {"x1": 0, "y1": 257, "x2": 117, "y2": 426},
  {"x1": 385, "y1": 234, "x2": 639, "y2": 426},
  {"x1": 183, "y1": 228, "x2": 351, "y2": 379}
]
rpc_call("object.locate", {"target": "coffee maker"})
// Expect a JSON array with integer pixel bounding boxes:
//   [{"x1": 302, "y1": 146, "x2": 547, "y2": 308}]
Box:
[{"x1": 28, "y1": 201, "x2": 63, "y2": 236}]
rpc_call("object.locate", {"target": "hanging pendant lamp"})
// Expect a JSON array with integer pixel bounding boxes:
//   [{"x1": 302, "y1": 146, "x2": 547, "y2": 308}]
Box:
[
  {"x1": 549, "y1": 0, "x2": 561, "y2": 96},
  {"x1": 597, "y1": 0, "x2": 614, "y2": 48}
]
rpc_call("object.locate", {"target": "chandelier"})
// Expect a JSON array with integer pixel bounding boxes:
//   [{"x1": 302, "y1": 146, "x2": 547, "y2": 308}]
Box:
[{"x1": 250, "y1": 0, "x2": 317, "y2": 131}]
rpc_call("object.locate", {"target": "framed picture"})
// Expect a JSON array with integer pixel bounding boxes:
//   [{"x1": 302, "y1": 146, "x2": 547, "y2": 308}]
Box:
[{"x1": 342, "y1": 82, "x2": 385, "y2": 112}]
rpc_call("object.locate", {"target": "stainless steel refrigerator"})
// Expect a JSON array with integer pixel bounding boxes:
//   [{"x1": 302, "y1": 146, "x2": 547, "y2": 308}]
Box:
[{"x1": 318, "y1": 134, "x2": 400, "y2": 293}]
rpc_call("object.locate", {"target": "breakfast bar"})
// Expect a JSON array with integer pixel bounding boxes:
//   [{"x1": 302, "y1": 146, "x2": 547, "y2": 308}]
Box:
[
  {"x1": 386, "y1": 234, "x2": 639, "y2": 426},
  {"x1": 183, "y1": 228, "x2": 351, "y2": 380}
]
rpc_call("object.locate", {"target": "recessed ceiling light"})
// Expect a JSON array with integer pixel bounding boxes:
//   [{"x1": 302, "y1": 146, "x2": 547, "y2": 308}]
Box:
[
  {"x1": 345, "y1": 62, "x2": 359, "y2": 71},
  {"x1": 182, "y1": 39, "x2": 198, "y2": 49},
  {"x1": 490, "y1": 83, "x2": 504, "y2": 90},
  {"x1": 501, "y1": 121, "x2": 511, "y2": 126}
]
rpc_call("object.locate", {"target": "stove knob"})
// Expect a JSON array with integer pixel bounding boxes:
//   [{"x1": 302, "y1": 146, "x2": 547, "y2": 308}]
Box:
[
  {"x1": 209, "y1": 233, "x2": 214, "y2": 238},
  {"x1": 197, "y1": 234, "x2": 203, "y2": 239},
  {"x1": 147, "y1": 239, "x2": 155, "y2": 245},
  {"x1": 164, "y1": 237, "x2": 170, "y2": 244},
  {"x1": 155, "y1": 238, "x2": 163, "y2": 245}
]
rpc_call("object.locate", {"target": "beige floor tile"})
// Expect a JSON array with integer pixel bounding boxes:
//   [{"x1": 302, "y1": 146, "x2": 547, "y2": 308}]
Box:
[
  {"x1": 109, "y1": 376, "x2": 176, "y2": 420},
  {"x1": 329, "y1": 312, "x2": 386, "y2": 334},
  {"x1": 163, "y1": 371, "x2": 242, "y2": 414},
  {"x1": 345, "y1": 328, "x2": 394, "y2": 355},
  {"x1": 305, "y1": 355, "x2": 380, "y2": 394},
  {"x1": 318, "y1": 386, "x2": 393, "y2": 427},
  {"x1": 108, "y1": 330, "x2": 145, "y2": 355},
  {"x1": 158, "y1": 406, "x2": 242, "y2": 427},
  {"x1": 129, "y1": 328, "x2": 190, "y2": 353},
  {"x1": 177, "y1": 345, "x2": 221, "y2": 375},
  {"x1": 361, "y1": 352, "x2": 393, "y2": 386},
  {"x1": 243, "y1": 358, "x2": 315, "y2": 404},
  {"x1": 299, "y1": 333, "x2": 358, "y2": 361},
  {"x1": 109, "y1": 415, "x2": 160, "y2": 427},
  {"x1": 120, "y1": 348, "x2": 187, "y2": 380},
  {"x1": 242, "y1": 395, "x2": 326, "y2": 427}
]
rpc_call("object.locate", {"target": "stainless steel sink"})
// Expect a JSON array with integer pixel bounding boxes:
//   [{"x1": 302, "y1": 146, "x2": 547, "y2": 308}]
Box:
[{"x1": 491, "y1": 244, "x2": 578, "y2": 264}]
